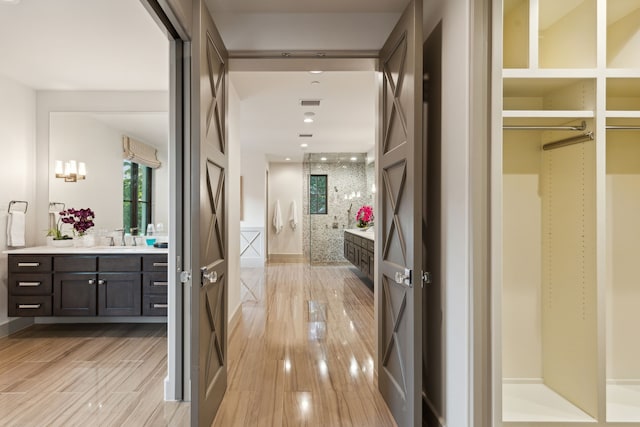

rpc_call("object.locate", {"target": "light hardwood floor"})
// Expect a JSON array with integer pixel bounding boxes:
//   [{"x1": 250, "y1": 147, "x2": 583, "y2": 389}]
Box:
[
  {"x1": 0, "y1": 263, "x2": 394, "y2": 427},
  {"x1": 0, "y1": 323, "x2": 189, "y2": 427},
  {"x1": 213, "y1": 263, "x2": 396, "y2": 427}
]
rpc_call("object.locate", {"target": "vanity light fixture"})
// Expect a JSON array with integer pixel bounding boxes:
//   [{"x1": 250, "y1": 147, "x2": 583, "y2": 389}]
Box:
[
  {"x1": 371, "y1": 183, "x2": 376, "y2": 193},
  {"x1": 55, "y1": 160, "x2": 86, "y2": 182}
]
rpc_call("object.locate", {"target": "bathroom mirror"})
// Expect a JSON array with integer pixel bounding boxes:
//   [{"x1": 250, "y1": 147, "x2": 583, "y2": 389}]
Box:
[{"x1": 48, "y1": 112, "x2": 169, "y2": 233}]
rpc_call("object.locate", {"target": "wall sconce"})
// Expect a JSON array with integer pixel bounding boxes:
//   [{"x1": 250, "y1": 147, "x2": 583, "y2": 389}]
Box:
[
  {"x1": 55, "y1": 160, "x2": 86, "y2": 182},
  {"x1": 344, "y1": 191, "x2": 361, "y2": 200},
  {"x1": 371, "y1": 183, "x2": 376, "y2": 193}
]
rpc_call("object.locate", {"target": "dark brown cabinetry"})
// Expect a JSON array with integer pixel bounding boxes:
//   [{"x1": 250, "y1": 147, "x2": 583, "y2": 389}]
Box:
[
  {"x1": 344, "y1": 231, "x2": 374, "y2": 281},
  {"x1": 8, "y1": 253, "x2": 167, "y2": 317}
]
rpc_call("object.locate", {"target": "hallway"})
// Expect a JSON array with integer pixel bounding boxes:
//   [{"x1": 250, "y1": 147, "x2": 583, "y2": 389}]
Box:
[{"x1": 213, "y1": 263, "x2": 396, "y2": 426}]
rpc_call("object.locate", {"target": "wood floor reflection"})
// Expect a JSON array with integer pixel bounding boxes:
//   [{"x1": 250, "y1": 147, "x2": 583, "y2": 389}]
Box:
[
  {"x1": 0, "y1": 323, "x2": 189, "y2": 427},
  {"x1": 213, "y1": 263, "x2": 396, "y2": 427}
]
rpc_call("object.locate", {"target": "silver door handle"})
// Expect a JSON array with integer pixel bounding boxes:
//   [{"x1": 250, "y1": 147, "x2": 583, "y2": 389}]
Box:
[
  {"x1": 18, "y1": 282, "x2": 41, "y2": 287},
  {"x1": 201, "y1": 268, "x2": 218, "y2": 284},
  {"x1": 394, "y1": 268, "x2": 413, "y2": 288}
]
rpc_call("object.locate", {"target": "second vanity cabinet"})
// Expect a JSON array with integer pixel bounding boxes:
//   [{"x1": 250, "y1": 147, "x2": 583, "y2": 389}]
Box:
[
  {"x1": 8, "y1": 252, "x2": 167, "y2": 317},
  {"x1": 344, "y1": 230, "x2": 374, "y2": 281}
]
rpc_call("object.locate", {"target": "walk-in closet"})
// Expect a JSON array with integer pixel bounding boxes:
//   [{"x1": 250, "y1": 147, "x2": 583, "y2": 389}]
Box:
[{"x1": 495, "y1": 0, "x2": 640, "y2": 424}]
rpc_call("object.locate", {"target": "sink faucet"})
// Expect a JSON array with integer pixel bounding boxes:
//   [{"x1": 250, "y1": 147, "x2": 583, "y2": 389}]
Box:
[{"x1": 115, "y1": 228, "x2": 125, "y2": 246}]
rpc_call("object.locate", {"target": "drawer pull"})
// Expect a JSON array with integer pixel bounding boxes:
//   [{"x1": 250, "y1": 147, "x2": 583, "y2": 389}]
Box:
[
  {"x1": 153, "y1": 262, "x2": 168, "y2": 267},
  {"x1": 18, "y1": 304, "x2": 41, "y2": 309},
  {"x1": 18, "y1": 282, "x2": 41, "y2": 287},
  {"x1": 88, "y1": 279, "x2": 96, "y2": 285},
  {"x1": 153, "y1": 281, "x2": 168, "y2": 287},
  {"x1": 18, "y1": 262, "x2": 40, "y2": 267},
  {"x1": 98, "y1": 280, "x2": 105, "y2": 285},
  {"x1": 153, "y1": 303, "x2": 168, "y2": 309}
]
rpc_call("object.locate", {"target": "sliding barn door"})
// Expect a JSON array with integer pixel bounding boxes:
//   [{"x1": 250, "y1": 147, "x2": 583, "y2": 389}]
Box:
[
  {"x1": 190, "y1": 1, "x2": 229, "y2": 425},
  {"x1": 377, "y1": 0, "x2": 424, "y2": 426}
]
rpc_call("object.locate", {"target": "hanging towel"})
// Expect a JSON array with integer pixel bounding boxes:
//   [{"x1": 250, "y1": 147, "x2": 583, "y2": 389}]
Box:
[
  {"x1": 273, "y1": 200, "x2": 283, "y2": 234},
  {"x1": 289, "y1": 201, "x2": 298, "y2": 230},
  {"x1": 7, "y1": 211, "x2": 26, "y2": 247}
]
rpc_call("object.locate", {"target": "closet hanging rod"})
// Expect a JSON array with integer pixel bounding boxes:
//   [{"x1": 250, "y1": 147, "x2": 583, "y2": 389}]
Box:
[
  {"x1": 543, "y1": 132, "x2": 594, "y2": 151},
  {"x1": 503, "y1": 120, "x2": 587, "y2": 131},
  {"x1": 606, "y1": 125, "x2": 640, "y2": 130}
]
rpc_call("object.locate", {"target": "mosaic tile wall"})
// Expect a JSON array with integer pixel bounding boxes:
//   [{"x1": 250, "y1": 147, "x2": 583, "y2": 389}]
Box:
[{"x1": 303, "y1": 157, "x2": 370, "y2": 264}]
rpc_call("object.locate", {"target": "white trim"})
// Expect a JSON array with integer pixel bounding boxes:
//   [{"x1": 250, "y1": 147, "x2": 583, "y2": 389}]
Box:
[{"x1": 0, "y1": 317, "x2": 33, "y2": 337}]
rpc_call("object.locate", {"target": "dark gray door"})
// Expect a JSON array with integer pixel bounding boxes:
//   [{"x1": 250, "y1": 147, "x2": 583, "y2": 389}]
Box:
[
  {"x1": 377, "y1": 0, "x2": 423, "y2": 425},
  {"x1": 190, "y1": 1, "x2": 229, "y2": 426}
]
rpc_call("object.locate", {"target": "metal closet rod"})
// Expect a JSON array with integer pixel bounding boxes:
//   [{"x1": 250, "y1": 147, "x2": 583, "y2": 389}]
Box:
[
  {"x1": 543, "y1": 131, "x2": 594, "y2": 151},
  {"x1": 503, "y1": 120, "x2": 587, "y2": 131},
  {"x1": 606, "y1": 125, "x2": 640, "y2": 130}
]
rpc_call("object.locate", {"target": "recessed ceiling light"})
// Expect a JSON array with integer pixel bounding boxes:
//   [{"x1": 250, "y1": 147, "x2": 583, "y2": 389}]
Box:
[
  {"x1": 311, "y1": 81, "x2": 320, "y2": 85},
  {"x1": 350, "y1": 157, "x2": 358, "y2": 161},
  {"x1": 309, "y1": 70, "x2": 323, "y2": 74},
  {"x1": 304, "y1": 118, "x2": 314, "y2": 123},
  {"x1": 1, "y1": 0, "x2": 21, "y2": 4},
  {"x1": 300, "y1": 143, "x2": 308, "y2": 148},
  {"x1": 320, "y1": 157, "x2": 327, "y2": 161},
  {"x1": 285, "y1": 157, "x2": 291, "y2": 161}
]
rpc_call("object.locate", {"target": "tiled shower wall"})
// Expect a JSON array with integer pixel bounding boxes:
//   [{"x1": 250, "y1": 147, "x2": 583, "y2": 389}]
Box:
[{"x1": 303, "y1": 159, "x2": 370, "y2": 264}]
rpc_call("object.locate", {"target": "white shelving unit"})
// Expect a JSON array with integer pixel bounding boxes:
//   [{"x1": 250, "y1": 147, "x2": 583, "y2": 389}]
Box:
[{"x1": 495, "y1": 0, "x2": 640, "y2": 425}]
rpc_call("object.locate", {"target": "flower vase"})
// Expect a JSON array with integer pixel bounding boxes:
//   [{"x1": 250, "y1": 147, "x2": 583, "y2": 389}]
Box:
[{"x1": 51, "y1": 238, "x2": 73, "y2": 248}]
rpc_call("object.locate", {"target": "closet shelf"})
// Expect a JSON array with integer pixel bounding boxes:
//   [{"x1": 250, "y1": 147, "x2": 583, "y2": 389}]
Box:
[
  {"x1": 503, "y1": 69, "x2": 598, "y2": 79},
  {"x1": 606, "y1": 69, "x2": 640, "y2": 78},
  {"x1": 606, "y1": 111, "x2": 640, "y2": 119}
]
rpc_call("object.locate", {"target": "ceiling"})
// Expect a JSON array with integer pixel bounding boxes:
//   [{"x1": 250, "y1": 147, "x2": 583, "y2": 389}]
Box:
[{"x1": 0, "y1": 0, "x2": 404, "y2": 160}]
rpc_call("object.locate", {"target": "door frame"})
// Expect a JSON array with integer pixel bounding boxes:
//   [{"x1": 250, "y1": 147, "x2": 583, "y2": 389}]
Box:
[{"x1": 140, "y1": 0, "x2": 191, "y2": 401}]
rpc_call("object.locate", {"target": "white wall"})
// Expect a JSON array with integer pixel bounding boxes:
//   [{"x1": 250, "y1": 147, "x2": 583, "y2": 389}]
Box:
[
  {"x1": 240, "y1": 150, "x2": 267, "y2": 227},
  {"x1": 35, "y1": 91, "x2": 168, "y2": 245},
  {"x1": 0, "y1": 74, "x2": 37, "y2": 330},
  {"x1": 268, "y1": 162, "x2": 303, "y2": 256},
  {"x1": 228, "y1": 83, "x2": 241, "y2": 321}
]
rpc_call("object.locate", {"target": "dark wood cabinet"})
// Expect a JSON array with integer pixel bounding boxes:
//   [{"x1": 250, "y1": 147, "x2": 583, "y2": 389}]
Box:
[
  {"x1": 54, "y1": 272, "x2": 97, "y2": 316},
  {"x1": 344, "y1": 231, "x2": 374, "y2": 282},
  {"x1": 8, "y1": 253, "x2": 167, "y2": 318}
]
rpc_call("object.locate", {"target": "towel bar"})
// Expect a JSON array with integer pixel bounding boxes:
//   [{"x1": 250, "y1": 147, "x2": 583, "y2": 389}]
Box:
[{"x1": 8, "y1": 200, "x2": 28, "y2": 213}]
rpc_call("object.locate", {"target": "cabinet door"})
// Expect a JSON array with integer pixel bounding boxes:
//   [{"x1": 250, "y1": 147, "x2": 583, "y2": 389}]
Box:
[
  {"x1": 97, "y1": 273, "x2": 141, "y2": 316},
  {"x1": 54, "y1": 273, "x2": 97, "y2": 316}
]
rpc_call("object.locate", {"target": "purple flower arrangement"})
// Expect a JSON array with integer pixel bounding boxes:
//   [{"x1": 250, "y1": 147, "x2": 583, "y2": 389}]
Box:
[
  {"x1": 356, "y1": 205, "x2": 374, "y2": 228},
  {"x1": 59, "y1": 208, "x2": 96, "y2": 237}
]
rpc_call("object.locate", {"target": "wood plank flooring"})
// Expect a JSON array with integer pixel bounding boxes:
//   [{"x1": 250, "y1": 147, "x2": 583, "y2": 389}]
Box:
[
  {"x1": 213, "y1": 263, "x2": 396, "y2": 427},
  {"x1": 0, "y1": 323, "x2": 189, "y2": 427},
  {"x1": 0, "y1": 263, "x2": 394, "y2": 426}
]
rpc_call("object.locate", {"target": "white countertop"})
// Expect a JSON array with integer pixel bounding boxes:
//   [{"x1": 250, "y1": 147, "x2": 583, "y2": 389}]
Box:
[
  {"x1": 345, "y1": 228, "x2": 375, "y2": 242},
  {"x1": 3, "y1": 245, "x2": 168, "y2": 255}
]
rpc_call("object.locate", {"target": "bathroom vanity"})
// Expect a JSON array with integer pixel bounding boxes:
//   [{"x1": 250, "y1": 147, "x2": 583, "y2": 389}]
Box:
[
  {"x1": 5, "y1": 246, "x2": 168, "y2": 318},
  {"x1": 344, "y1": 229, "x2": 374, "y2": 282}
]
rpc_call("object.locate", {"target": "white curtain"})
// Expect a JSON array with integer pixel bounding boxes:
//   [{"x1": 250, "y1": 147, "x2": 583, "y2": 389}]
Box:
[{"x1": 122, "y1": 136, "x2": 161, "y2": 169}]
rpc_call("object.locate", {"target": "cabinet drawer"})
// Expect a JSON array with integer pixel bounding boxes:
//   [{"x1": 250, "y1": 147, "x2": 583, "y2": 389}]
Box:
[
  {"x1": 143, "y1": 294, "x2": 168, "y2": 316},
  {"x1": 143, "y1": 272, "x2": 168, "y2": 295},
  {"x1": 55, "y1": 256, "x2": 97, "y2": 272},
  {"x1": 99, "y1": 255, "x2": 141, "y2": 272},
  {"x1": 8, "y1": 295, "x2": 52, "y2": 317},
  {"x1": 344, "y1": 233, "x2": 352, "y2": 242},
  {"x1": 143, "y1": 255, "x2": 168, "y2": 272},
  {"x1": 8, "y1": 273, "x2": 52, "y2": 296},
  {"x1": 9, "y1": 255, "x2": 52, "y2": 272},
  {"x1": 367, "y1": 240, "x2": 374, "y2": 252}
]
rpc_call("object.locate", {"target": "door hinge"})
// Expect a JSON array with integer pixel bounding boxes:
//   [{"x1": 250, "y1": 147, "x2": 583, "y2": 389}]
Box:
[
  {"x1": 180, "y1": 270, "x2": 191, "y2": 284},
  {"x1": 421, "y1": 271, "x2": 432, "y2": 288}
]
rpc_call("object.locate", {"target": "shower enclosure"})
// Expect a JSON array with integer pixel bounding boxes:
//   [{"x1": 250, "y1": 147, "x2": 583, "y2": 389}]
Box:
[{"x1": 303, "y1": 153, "x2": 375, "y2": 265}]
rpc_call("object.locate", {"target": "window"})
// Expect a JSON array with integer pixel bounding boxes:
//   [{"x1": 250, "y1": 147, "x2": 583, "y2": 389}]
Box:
[
  {"x1": 309, "y1": 174, "x2": 328, "y2": 214},
  {"x1": 123, "y1": 160, "x2": 152, "y2": 233}
]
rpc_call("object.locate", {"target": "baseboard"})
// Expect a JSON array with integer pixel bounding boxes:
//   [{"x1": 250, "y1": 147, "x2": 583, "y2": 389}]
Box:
[
  {"x1": 34, "y1": 317, "x2": 167, "y2": 324},
  {"x1": 267, "y1": 253, "x2": 305, "y2": 263},
  {"x1": 229, "y1": 302, "x2": 242, "y2": 331},
  {"x1": 607, "y1": 379, "x2": 640, "y2": 386},
  {"x1": 502, "y1": 378, "x2": 543, "y2": 385},
  {"x1": 423, "y1": 392, "x2": 447, "y2": 427},
  {"x1": 0, "y1": 317, "x2": 34, "y2": 337}
]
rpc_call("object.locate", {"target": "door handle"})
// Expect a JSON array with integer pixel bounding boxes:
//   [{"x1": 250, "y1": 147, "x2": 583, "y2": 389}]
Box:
[
  {"x1": 394, "y1": 268, "x2": 413, "y2": 288},
  {"x1": 201, "y1": 267, "x2": 218, "y2": 285}
]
